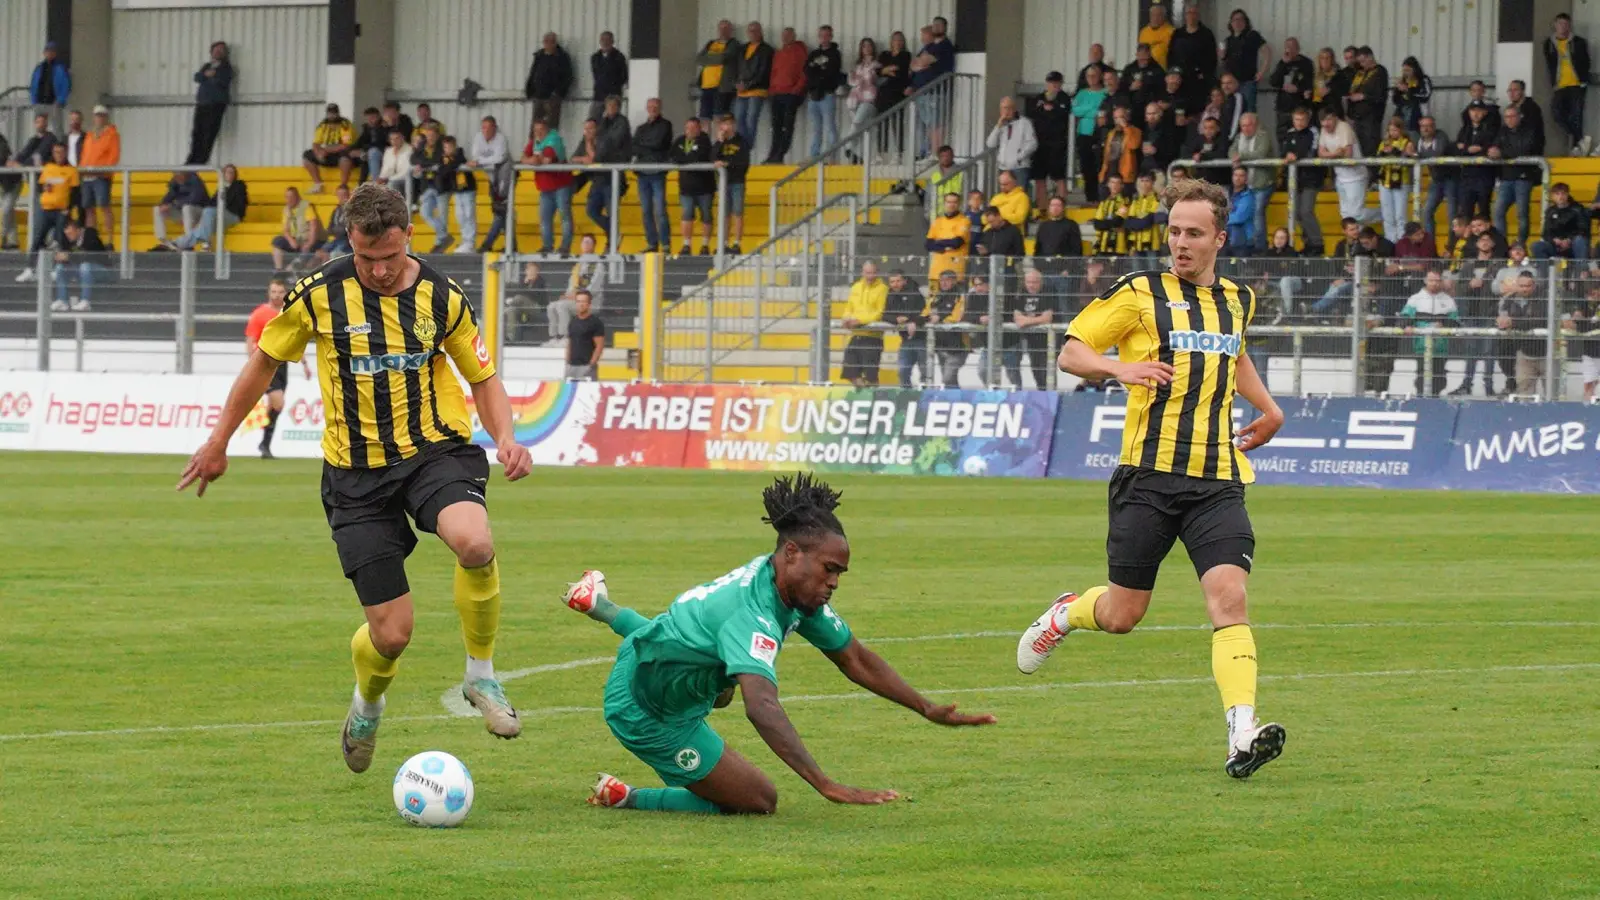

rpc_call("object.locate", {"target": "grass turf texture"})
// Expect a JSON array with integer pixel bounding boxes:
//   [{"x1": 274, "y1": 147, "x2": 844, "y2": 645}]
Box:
[{"x1": 2, "y1": 452, "x2": 1598, "y2": 899}]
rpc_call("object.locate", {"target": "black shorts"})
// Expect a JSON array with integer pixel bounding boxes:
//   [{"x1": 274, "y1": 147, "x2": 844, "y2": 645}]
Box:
[
  {"x1": 266, "y1": 363, "x2": 288, "y2": 395},
  {"x1": 1105, "y1": 465, "x2": 1254, "y2": 591},
  {"x1": 320, "y1": 442, "x2": 489, "y2": 605},
  {"x1": 1035, "y1": 144, "x2": 1068, "y2": 181}
]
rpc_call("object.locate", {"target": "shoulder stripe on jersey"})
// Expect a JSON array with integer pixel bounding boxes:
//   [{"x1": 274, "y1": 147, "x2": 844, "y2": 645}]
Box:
[{"x1": 1139, "y1": 273, "x2": 1177, "y2": 470}]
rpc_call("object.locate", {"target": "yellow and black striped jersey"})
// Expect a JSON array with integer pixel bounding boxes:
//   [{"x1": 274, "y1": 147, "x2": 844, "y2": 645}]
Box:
[
  {"x1": 1124, "y1": 193, "x2": 1165, "y2": 253},
  {"x1": 1067, "y1": 270, "x2": 1258, "y2": 482},
  {"x1": 1092, "y1": 195, "x2": 1128, "y2": 255},
  {"x1": 257, "y1": 255, "x2": 496, "y2": 468}
]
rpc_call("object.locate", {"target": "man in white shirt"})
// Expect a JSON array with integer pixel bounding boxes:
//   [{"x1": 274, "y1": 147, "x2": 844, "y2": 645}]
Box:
[
  {"x1": 1316, "y1": 108, "x2": 1372, "y2": 223},
  {"x1": 376, "y1": 130, "x2": 413, "y2": 194},
  {"x1": 986, "y1": 95, "x2": 1038, "y2": 197}
]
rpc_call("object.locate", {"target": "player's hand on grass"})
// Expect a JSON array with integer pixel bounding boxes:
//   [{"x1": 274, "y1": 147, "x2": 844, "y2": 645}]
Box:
[
  {"x1": 497, "y1": 442, "x2": 532, "y2": 481},
  {"x1": 177, "y1": 440, "x2": 228, "y2": 497},
  {"x1": 1113, "y1": 360, "x2": 1175, "y2": 389},
  {"x1": 1235, "y1": 406, "x2": 1284, "y2": 452},
  {"x1": 923, "y1": 702, "x2": 997, "y2": 727},
  {"x1": 819, "y1": 781, "x2": 899, "y2": 805}
]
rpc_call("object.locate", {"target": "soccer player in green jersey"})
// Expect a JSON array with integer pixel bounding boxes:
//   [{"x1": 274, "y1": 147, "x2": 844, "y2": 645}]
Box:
[{"x1": 561, "y1": 474, "x2": 997, "y2": 814}]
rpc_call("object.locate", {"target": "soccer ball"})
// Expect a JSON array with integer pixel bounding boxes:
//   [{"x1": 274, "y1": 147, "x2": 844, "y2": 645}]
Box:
[
  {"x1": 393, "y1": 751, "x2": 474, "y2": 828},
  {"x1": 961, "y1": 455, "x2": 989, "y2": 477}
]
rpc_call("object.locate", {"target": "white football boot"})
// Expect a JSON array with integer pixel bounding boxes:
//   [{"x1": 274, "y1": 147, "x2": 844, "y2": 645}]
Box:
[
  {"x1": 562, "y1": 569, "x2": 608, "y2": 614},
  {"x1": 1225, "y1": 720, "x2": 1287, "y2": 779},
  {"x1": 1016, "y1": 592, "x2": 1077, "y2": 675},
  {"x1": 588, "y1": 772, "x2": 633, "y2": 808}
]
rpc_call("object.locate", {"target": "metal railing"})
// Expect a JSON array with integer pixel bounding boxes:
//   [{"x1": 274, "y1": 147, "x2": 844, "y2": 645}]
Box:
[
  {"x1": 925, "y1": 146, "x2": 1000, "y2": 219},
  {"x1": 507, "y1": 162, "x2": 726, "y2": 266}
]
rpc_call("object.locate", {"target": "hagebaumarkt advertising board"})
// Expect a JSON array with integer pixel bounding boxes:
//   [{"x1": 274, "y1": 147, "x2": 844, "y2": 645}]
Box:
[
  {"x1": 0, "y1": 372, "x2": 46, "y2": 451},
  {"x1": 472, "y1": 382, "x2": 1060, "y2": 478},
  {"x1": 1444, "y1": 402, "x2": 1600, "y2": 493}
]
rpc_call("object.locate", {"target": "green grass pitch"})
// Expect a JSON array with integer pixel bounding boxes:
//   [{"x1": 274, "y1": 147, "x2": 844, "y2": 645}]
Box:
[{"x1": 2, "y1": 452, "x2": 1598, "y2": 899}]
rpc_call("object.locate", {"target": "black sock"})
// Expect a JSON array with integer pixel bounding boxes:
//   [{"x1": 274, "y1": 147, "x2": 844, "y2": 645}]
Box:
[{"x1": 263, "y1": 407, "x2": 281, "y2": 448}]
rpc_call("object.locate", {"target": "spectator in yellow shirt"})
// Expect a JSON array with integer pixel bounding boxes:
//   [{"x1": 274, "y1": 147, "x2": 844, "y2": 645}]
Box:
[
  {"x1": 1139, "y1": 3, "x2": 1177, "y2": 68},
  {"x1": 925, "y1": 191, "x2": 970, "y2": 280},
  {"x1": 839, "y1": 259, "x2": 889, "y2": 385},
  {"x1": 989, "y1": 170, "x2": 1031, "y2": 229},
  {"x1": 15, "y1": 143, "x2": 78, "y2": 281},
  {"x1": 302, "y1": 103, "x2": 356, "y2": 193}
]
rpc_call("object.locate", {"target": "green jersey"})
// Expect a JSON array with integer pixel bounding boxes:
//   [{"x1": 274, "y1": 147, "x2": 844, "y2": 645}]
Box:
[{"x1": 625, "y1": 554, "x2": 854, "y2": 722}]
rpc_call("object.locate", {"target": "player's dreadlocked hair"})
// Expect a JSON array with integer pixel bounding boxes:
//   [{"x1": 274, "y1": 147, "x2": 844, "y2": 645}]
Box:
[{"x1": 761, "y1": 473, "x2": 845, "y2": 548}]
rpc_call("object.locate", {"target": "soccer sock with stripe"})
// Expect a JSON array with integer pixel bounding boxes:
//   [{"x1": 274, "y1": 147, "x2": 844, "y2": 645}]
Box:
[
  {"x1": 351, "y1": 624, "x2": 399, "y2": 715},
  {"x1": 262, "y1": 407, "x2": 280, "y2": 448},
  {"x1": 580, "y1": 591, "x2": 650, "y2": 638},
  {"x1": 1212, "y1": 624, "x2": 1259, "y2": 739},
  {"x1": 1058, "y1": 585, "x2": 1108, "y2": 632},
  {"x1": 454, "y1": 558, "x2": 501, "y2": 681},
  {"x1": 626, "y1": 788, "x2": 722, "y2": 814}
]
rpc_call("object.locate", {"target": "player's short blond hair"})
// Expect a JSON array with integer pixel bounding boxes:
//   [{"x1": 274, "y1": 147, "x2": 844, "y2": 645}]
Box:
[{"x1": 1161, "y1": 178, "x2": 1229, "y2": 233}]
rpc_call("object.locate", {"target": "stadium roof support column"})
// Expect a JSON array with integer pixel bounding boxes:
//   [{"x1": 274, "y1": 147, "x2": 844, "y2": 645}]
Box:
[
  {"x1": 1499, "y1": 0, "x2": 1569, "y2": 150},
  {"x1": 353, "y1": 0, "x2": 395, "y2": 122},
  {"x1": 66, "y1": 0, "x2": 112, "y2": 114},
  {"x1": 656, "y1": 0, "x2": 697, "y2": 128},
  {"x1": 964, "y1": 0, "x2": 1002, "y2": 122},
  {"x1": 630, "y1": 0, "x2": 663, "y2": 129},
  {"x1": 327, "y1": 0, "x2": 356, "y2": 118}
]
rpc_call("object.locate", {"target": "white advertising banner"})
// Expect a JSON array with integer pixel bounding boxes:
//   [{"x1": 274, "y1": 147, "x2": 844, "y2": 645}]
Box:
[{"x1": 0, "y1": 372, "x2": 47, "y2": 451}]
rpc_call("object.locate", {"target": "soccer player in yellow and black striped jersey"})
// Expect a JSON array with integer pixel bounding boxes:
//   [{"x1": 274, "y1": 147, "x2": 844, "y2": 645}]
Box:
[
  {"x1": 178, "y1": 184, "x2": 534, "y2": 774},
  {"x1": 1015, "y1": 178, "x2": 1290, "y2": 780}
]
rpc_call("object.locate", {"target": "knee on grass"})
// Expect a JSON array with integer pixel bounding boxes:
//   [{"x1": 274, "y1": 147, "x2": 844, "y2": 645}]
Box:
[{"x1": 725, "y1": 786, "x2": 777, "y2": 816}]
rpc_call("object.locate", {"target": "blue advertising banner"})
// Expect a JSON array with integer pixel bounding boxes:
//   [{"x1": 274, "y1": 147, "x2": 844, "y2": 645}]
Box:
[
  {"x1": 1235, "y1": 397, "x2": 1458, "y2": 489},
  {"x1": 1443, "y1": 402, "x2": 1600, "y2": 494}
]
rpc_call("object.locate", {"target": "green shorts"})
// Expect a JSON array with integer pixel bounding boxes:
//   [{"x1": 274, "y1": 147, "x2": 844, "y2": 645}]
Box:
[{"x1": 602, "y1": 639, "x2": 726, "y2": 787}]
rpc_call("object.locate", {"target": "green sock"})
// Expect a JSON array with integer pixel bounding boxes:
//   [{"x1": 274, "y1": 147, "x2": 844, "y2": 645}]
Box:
[
  {"x1": 609, "y1": 607, "x2": 649, "y2": 638},
  {"x1": 628, "y1": 788, "x2": 721, "y2": 814}
]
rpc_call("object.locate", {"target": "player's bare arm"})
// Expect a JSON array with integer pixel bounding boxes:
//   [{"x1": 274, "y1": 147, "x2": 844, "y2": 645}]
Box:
[
  {"x1": 823, "y1": 638, "x2": 996, "y2": 726},
  {"x1": 1060, "y1": 337, "x2": 1174, "y2": 389},
  {"x1": 1233, "y1": 352, "x2": 1284, "y2": 452},
  {"x1": 467, "y1": 373, "x2": 532, "y2": 480},
  {"x1": 736, "y1": 673, "x2": 898, "y2": 805},
  {"x1": 176, "y1": 348, "x2": 280, "y2": 496}
]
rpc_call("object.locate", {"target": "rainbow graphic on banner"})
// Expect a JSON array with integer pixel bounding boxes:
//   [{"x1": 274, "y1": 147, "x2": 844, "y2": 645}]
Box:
[{"x1": 471, "y1": 381, "x2": 580, "y2": 446}]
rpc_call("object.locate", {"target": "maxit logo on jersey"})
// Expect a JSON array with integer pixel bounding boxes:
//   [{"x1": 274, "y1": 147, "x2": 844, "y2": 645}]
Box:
[
  {"x1": 1168, "y1": 330, "x2": 1242, "y2": 356},
  {"x1": 350, "y1": 351, "x2": 431, "y2": 374}
]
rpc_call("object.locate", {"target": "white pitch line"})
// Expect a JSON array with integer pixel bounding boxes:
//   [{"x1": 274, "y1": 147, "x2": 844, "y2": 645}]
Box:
[{"x1": 2, "y1": 661, "x2": 1596, "y2": 744}]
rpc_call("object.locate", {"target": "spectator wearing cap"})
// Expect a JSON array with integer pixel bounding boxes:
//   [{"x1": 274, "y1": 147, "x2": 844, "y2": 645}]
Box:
[
  {"x1": 525, "y1": 32, "x2": 574, "y2": 128},
  {"x1": 733, "y1": 22, "x2": 774, "y2": 145},
  {"x1": 302, "y1": 104, "x2": 355, "y2": 192},
  {"x1": 1166, "y1": 4, "x2": 1217, "y2": 112},
  {"x1": 589, "y1": 31, "x2": 629, "y2": 123},
  {"x1": 79, "y1": 105, "x2": 120, "y2": 242},
  {"x1": 1544, "y1": 13, "x2": 1591, "y2": 154},
  {"x1": 987, "y1": 95, "x2": 1037, "y2": 195},
  {"x1": 1491, "y1": 104, "x2": 1544, "y2": 246},
  {"x1": 29, "y1": 42, "x2": 71, "y2": 109},
  {"x1": 1123, "y1": 45, "x2": 1165, "y2": 113},
  {"x1": 1459, "y1": 81, "x2": 1501, "y2": 132},
  {"x1": 1454, "y1": 101, "x2": 1499, "y2": 220},
  {"x1": 1269, "y1": 38, "x2": 1314, "y2": 142},
  {"x1": 1139, "y1": 3, "x2": 1175, "y2": 69},
  {"x1": 1220, "y1": 10, "x2": 1269, "y2": 113},
  {"x1": 1030, "y1": 72, "x2": 1073, "y2": 208},
  {"x1": 1532, "y1": 182, "x2": 1589, "y2": 261},
  {"x1": 187, "y1": 41, "x2": 232, "y2": 165},
  {"x1": 1343, "y1": 46, "x2": 1388, "y2": 157},
  {"x1": 766, "y1": 28, "x2": 809, "y2": 163}
]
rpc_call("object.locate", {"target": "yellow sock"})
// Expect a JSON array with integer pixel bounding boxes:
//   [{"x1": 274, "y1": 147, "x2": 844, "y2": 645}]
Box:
[
  {"x1": 351, "y1": 624, "x2": 399, "y2": 704},
  {"x1": 1211, "y1": 624, "x2": 1258, "y2": 712},
  {"x1": 1065, "y1": 585, "x2": 1108, "y2": 632},
  {"x1": 453, "y1": 558, "x2": 501, "y2": 661}
]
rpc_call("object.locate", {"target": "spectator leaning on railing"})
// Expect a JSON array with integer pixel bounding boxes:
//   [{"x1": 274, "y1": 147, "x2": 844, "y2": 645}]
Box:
[
  {"x1": 884, "y1": 270, "x2": 927, "y2": 386},
  {"x1": 187, "y1": 41, "x2": 232, "y2": 165},
  {"x1": 14, "y1": 143, "x2": 78, "y2": 283},
  {"x1": 1229, "y1": 112, "x2": 1274, "y2": 252},
  {"x1": 923, "y1": 269, "x2": 969, "y2": 387},
  {"x1": 1497, "y1": 271, "x2": 1545, "y2": 393},
  {"x1": 839, "y1": 261, "x2": 889, "y2": 387},
  {"x1": 1374, "y1": 117, "x2": 1416, "y2": 244},
  {"x1": 1005, "y1": 268, "x2": 1056, "y2": 390},
  {"x1": 1544, "y1": 14, "x2": 1592, "y2": 155},
  {"x1": 80, "y1": 105, "x2": 120, "y2": 243},
  {"x1": 672, "y1": 118, "x2": 715, "y2": 256},
  {"x1": 1492, "y1": 105, "x2": 1544, "y2": 247},
  {"x1": 1455, "y1": 101, "x2": 1499, "y2": 221},
  {"x1": 519, "y1": 118, "x2": 574, "y2": 257},
  {"x1": 1402, "y1": 269, "x2": 1461, "y2": 396},
  {"x1": 1414, "y1": 116, "x2": 1454, "y2": 235},
  {"x1": 1281, "y1": 106, "x2": 1323, "y2": 253},
  {"x1": 633, "y1": 98, "x2": 673, "y2": 254},
  {"x1": 590, "y1": 31, "x2": 629, "y2": 123},
  {"x1": 526, "y1": 32, "x2": 574, "y2": 128}
]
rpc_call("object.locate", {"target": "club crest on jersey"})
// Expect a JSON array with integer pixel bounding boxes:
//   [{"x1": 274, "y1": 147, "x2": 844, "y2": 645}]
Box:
[
  {"x1": 350, "y1": 351, "x2": 431, "y2": 373},
  {"x1": 1227, "y1": 297, "x2": 1245, "y2": 320},
  {"x1": 1169, "y1": 329, "x2": 1241, "y2": 357},
  {"x1": 413, "y1": 317, "x2": 438, "y2": 342}
]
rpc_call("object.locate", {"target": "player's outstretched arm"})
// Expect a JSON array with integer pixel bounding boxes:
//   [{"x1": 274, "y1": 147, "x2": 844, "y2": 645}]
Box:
[
  {"x1": 176, "y1": 348, "x2": 280, "y2": 497},
  {"x1": 1233, "y1": 352, "x2": 1284, "y2": 452},
  {"x1": 824, "y1": 639, "x2": 997, "y2": 727},
  {"x1": 1059, "y1": 337, "x2": 1173, "y2": 389},
  {"x1": 467, "y1": 373, "x2": 532, "y2": 481},
  {"x1": 735, "y1": 673, "x2": 898, "y2": 806}
]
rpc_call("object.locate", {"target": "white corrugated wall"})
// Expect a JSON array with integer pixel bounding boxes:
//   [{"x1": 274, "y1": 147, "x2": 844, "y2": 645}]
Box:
[
  {"x1": 390, "y1": 0, "x2": 633, "y2": 93},
  {"x1": 114, "y1": 102, "x2": 314, "y2": 167},
  {"x1": 1, "y1": 0, "x2": 48, "y2": 96},
  {"x1": 1021, "y1": 0, "x2": 1142, "y2": 91},
  {"x1": 1220, "y1": 0, "x2": 1499, "y2": 78},
  {"x1": 697, "y1": 0, "x2": 945, "y2": 47}
]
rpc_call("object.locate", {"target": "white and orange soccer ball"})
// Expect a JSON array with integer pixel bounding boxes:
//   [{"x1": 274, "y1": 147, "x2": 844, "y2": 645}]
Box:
[{"x1": 393, "y1": 751, "x2": 474, "y2": 827}]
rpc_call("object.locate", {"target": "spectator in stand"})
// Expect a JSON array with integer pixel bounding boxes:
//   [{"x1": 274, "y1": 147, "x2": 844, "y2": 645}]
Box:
[
  {"x1": 1090, "y1": 175, "x2": 1129, "y2": 256},
  {"x1": 767, "y1": 28, "x2": 809, "y2": 163},
  {"x1": 925, "y1": 191, "x2": 970, "y2": 280},
  {"x1": 565, "y1": 290, "x2": 606, "y2": 381},
  {"x1": 924, "y1": 269, "x2": 969, "y2": 387},
  {"x1": 1311, "y1": 47, "x2": 1342, "y2": 111},
  {"x1": 1281, "y1": 107, "x2": 1323, "y2": 253},
  {"x1": 349, "y1": 107, "x2": 385, "y2": 183},
  {"x1": 174, "y1": 163, "x2": 247, "y2": 252},
  {"x1": 1390, "y1": 57, "x2": 1432, "y2": 132},
  {"x1": 1459, "y1": 81, "x2": 1501, "y2": 132},
  {"x1": 413, "y1": 125, "x2": 451, "y2": 251},
  {"x1": 965, "y1": 190, "x2": 987, "y2": 244},
  {"x1": 1344, "y1": 47, "x2": 1388, "y2": 156},
  {"x1": 1532, "y1": 182, "x2": 1589, "y2": 260},
  {"x1": 1030, "y1": 72, "x2": 1073, "y2": 207},
  {"x1": 1503, "y1": 80, "x2": 1545, "y2": 149},
  {"x1": 839, "y1": 260, "x2": 889, "y2": 386},
  {"x1": 1220, "y1": 9, "x2": 1269, "y2": 113},
  {"x1": 1225, "y1": 166, "x2": 1258, "y2": 255},
  {"x1": 1005, "y1": 268, "x2": 1056, "y2": 390},
  {"x1": 436, "y1": 135, "x2": 476, "y2": 254},
  {"x1": 1402, "y1": 269, "x2": 1460, "y2": 396},
  {"x1": 381, "y1": 101, "x2": 415, "y2": 146},
  {"x1": 734, "y1": 22, "x2": 774, "y2": 145},
  {"x1": 507, "y1": 261, "x2": 550, "y2": 343},
  {"x1": 1158, "y1": 70, "x2": 1190, "y2": 125},
  {"x1": 1072, "y1": 66, "x2": 1108, "y2": 202},
  {"x1": 1230, "y1": 112, "x2": 1275, "y2": 251},
  {"x1": 1317, "y1": 107, "x2": 1370, "y2": 223},
  {"x1": 466, "y1": 116, "x2": 508, "y2": 252},
  {"x1": 1570, "y1": 275, "x2": 1600, "y2": 400},
  {"x1": 924, "y1": 144, "x2": 964, "y2": 203},
  {"x1": 875, "y1": 31, "x2": 913, "y2": 156},
  {"x1": 712, "y1": 114, "x2": 750, "y2": 254},
  {"x1": 1414, "y1": 116, "x2": 1454, "y2": 234},
  {"x1": 846, "y1": 38, "x2": 881, "y2": 151},
  {"x1": 1034, "y1": 195, "x2": 1084, "y2": 287},
  {"x1": 592, "y1": 97, "x2": 633, "y2": 250},
  {"x1": 987, "y1": 95, "x2": 1037, "y2": 193},
  {"x1": 1139, "y1": 3, "x2": 1175, "y2": 69},
  {"x1": 1260, "y1": 226, "x2": 1303, "y2": 316},
  {"x1": 1492, "y1": 105, "x2": 1543, "y2": 246},
  {"x1": 1123, "y1": 172, "x2": 1165, "y2": 261},
  {"x1": 48, "y1": 219, "x2": 107, "y2": 312},
  {"x1": 672, "y1": 118, "x2": 715, "y2": 255},
  {"x1": 1374, "y1": 117, "x2": 1416, "y2": 243},
  {"x1": 520, "y1": 118, "x2": 574, "y2": 256},
  {"x1": 1331, "y1": 45, "x2": 1360, "y2": 104},
  {"x1": 271, "y1": 187, "x2": 321, "y2": 273},
  {"x1": 0, "y1": 133, "x2": 15, "y2": 250},
  {"x1": 1310, "y1": 220, "x2": 1384, "y2": 315},
  {"x1": 1076, "y1": 44, "x2": 1114, "y2": 91},
  {"x1": 884, "y1": 270, "x2": 928, "y2": 386},
  {"x1": 525, "y1": 32, "x2": 574, "y2": 128},
  {"x1": 1469, "y1": 214, "x2": 1509, "y2": 258},
  {"x1": 633, "y1": 98, "x2": 673, "y2": 254},
  {"x1": 1101, "y1": 69, "x2": 1134, "y2": 114},
  {"x1": 1124, "y1": 44, "x2": 1166, "y2": 113},
  {"x1": 1182, "y1": 115, "x2": 1230, "y2": 187},
  {"x1": 989, "y1": 170, "x2": 1031, "y2": 231},
  {"x1": 4, "y1": 115, "x2": 60, "y2": 251},
  {"x1": 29, "y1": 42, "x2": 71, "y2": 110},
  {"x1": 976, "y1": 204, "x2": 1025, "y2": 263},
  {"x1": 1140, "y1": 101, "x2": 1179, "y2": 188},
  {"x1": 302, "y1": 104, "x2": 355, "y2": 193},
  {"x1": 697, "y1": 20, "x2": 738, "y2": 125},
  {"x1": 590, "y1": 31, "x2": 629, "y2": 123},
  {"x1": 376, "y1": 129, "x2": 413, "y2": 195},
  {"x1": 1544, "y1": 14, "x2": 1591, "y2": 154},
  {"x1": 152, "y1": 170, "x2": 208, "y2": 250},
  {"x1": 805, "y1": 26, "x2": 844, "y2": 160},
  {"x1": 911, "y1": 22, "x2": 957, "y2": 157},
  {"x1": 187, "y1": 41, "x2": 232, "y2": 165},
  {"x1": 1269, "y1": 38, "x2": 1313, "y2": 142},
  {"x1": 1167, "y1": 3, "x2": 1217, "y2": 111},
  {"x1": 1098, "y1": 105, "x2": 1142, "y2": 191},
  {"x1": 79, "y1": 105, "x2": 120, "y2": 242},
  {"x1": 1388, "y1": 220, "x2": 1439, "y2": 306},
  {"x1": 551, "y1": 234, "x2": 607, "y2": 344},
  {"x1": 414, "y1": 104, "x2": 446, "y2": 142},
  {"x1": 62, "y1": 110, "x2": 85, "y2": 174},
  {"x1": 1455, "y1": 101, "x2": 1498, "y2": 220}
]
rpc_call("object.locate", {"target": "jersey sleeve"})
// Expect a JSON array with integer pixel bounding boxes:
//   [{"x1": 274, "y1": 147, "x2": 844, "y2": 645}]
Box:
[
  {"x1": 795, "y1": 604, "x2": 853, "y2": 653},
  {"x1": 1066, "y1": 275, "x2": 1144, "y2": 354},
  {"x1": 440, "y1": 278, "x2": 496, "y2": 383},
  {"x1": 714, "y1": 609, "x2": 782, "y2": 685},
  {"x1": 256, "y1": 286, "x2": 314, "y2": 362}
]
